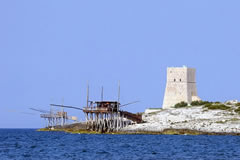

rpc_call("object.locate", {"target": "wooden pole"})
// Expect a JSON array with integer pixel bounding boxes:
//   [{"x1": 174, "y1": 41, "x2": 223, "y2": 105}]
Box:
[
  {"x1": 61, "y1": 98, "x2": 64, "y2": 126},
  {"x1": 87, "y1": 82, "x2": 89, "y2": 108},
  {"x1": 101, "y1": 86, "x2": 103, "y2": 101},
  {"x1": 117, "y1": 81, "x2": 120, "y2": 131}
]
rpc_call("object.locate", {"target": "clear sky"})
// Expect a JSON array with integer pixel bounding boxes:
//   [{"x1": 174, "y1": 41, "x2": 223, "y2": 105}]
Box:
[{"x1": 0, "y1": 1, "x2": 240, "y2": 128}]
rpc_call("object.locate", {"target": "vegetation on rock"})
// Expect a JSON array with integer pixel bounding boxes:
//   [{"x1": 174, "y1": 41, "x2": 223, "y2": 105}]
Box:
[
  {"x1": 173, "y1": 100, "x2": 238, "y2": 109},
  {"x1": 234, "y1": 107, "x2": 240, "y2": 114},
  {"x1": 204, "y1": 103, "x2": 231, "y2": 110},
  {"x1": 174, "y1": 101, "x2": 188, "y2": 108},
  {"x1": 190, "y1": 100, "x2": 210, "y2": 106}
]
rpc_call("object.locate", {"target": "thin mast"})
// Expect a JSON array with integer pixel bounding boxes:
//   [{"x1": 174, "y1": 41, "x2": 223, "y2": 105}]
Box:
[
  {"x1": 61, "y1": 98, "x2": 64, "y2": 126},
  {"x1": 117, "y1": 81, "x2": 120, "y2": 131},
  {"x1": 101, "y1": 86, "x2": 104, "y2": 101},
  {"x1": 87, "y1": 81, "x2": 89, "y2": 108},
  {"x1": 118, "y1": 82, "x2": 120, "y2": 111}
]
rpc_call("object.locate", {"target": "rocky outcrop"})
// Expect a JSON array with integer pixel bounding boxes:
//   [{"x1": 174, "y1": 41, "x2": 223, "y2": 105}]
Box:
[{"x1": 122, "y1": 104, "x2": 240, "y2": 134}]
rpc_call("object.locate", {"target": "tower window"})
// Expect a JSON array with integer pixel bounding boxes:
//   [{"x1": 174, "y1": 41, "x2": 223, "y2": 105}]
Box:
[
  {"x1": 174, "y1": 79, "x2": 176, "y2": 82},
  {"x1": 180, "y1": 79, "x2": 182, "y2": 82}
]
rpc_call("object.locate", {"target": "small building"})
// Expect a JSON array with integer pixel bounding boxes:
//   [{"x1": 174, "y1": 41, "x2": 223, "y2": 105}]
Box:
[
  {"x1": 83, "y1": 101, "x2": 142, "y2": 132},
  {"x1": 162, "y1": 66, "x2": 201, "y2": 109}
]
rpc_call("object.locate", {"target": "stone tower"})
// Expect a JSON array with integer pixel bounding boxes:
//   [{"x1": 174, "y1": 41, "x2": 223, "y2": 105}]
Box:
[{"x1": 162, "y1": 66, "x2": 201, "y2": 109}]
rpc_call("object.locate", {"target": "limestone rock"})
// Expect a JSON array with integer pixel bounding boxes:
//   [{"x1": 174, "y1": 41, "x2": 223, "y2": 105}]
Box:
[{"x1": 122, "y1": 105, "x2": 240, "y2": 134}]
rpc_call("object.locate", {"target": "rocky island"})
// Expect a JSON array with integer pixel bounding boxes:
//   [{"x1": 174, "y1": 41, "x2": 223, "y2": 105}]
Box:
[
  {"x1": 38, "y1": 66, "x2": 240, "y2": 135},
  {"x1": 38, "y1": 100, "x2": 240, "y2": 135},
  {"x1": 122, "y1": 100, "x2": 240, "y2": 135}
]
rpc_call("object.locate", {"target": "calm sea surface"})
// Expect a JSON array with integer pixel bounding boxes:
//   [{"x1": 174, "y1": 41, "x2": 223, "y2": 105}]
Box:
[{"x1": 0, "y1": 129, "x2": 240, "y2": 160}]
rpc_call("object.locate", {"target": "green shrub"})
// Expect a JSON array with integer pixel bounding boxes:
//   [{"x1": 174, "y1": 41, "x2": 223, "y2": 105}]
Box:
[
  {"x1": 226, "y1": 102, "x2": 232, "y2": 105},
  {"x1": 204, "y1": 104, "x2": 231, "y2": 110},
  {"x1": 174, "y1": 101, "x2": 188, "y2": 108},
  {"x1": 191, "y1": 100, "x2": 210, "y2": 106},
  {"x1": 236, "y1": 103, "x2": 240, "y2": 107},
  {"x1": 234, "y1": 107, "x2": 240, "y2": 113},
  {"x1": 204, "y1": 103, "x2": 212, "y2": 108}
]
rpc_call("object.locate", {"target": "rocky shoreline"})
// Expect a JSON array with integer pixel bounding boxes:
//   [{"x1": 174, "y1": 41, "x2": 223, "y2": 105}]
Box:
[
  {"x1": 38, "y1": 102, "x2": 240, "y2": 136},
  {"x1": 122, "y1": 102, "x2": 240, "y2": 135},
  {"x1": 38, "y1": 127, "x2": 240, "y2": 136}
]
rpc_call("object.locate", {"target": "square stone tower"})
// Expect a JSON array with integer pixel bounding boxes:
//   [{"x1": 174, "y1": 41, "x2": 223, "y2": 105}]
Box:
[{"x1": 162, "y1": 66, "x2": 201, "y2": 109}]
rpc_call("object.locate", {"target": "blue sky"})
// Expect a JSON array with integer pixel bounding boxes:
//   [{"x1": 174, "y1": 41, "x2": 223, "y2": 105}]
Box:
[{"x1": 0, "y1": 1, "x2": 240, "y2": 128}]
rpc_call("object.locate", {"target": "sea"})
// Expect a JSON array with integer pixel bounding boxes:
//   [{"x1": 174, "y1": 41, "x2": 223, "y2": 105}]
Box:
[{"x1": 0, "y1": 129, "x2": 240, "y2": 160}]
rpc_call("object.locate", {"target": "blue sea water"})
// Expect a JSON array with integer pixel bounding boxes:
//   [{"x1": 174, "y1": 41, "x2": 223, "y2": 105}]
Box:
[{"x1": 0, "y1": 129, "x2": 240, "y2": 160}]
